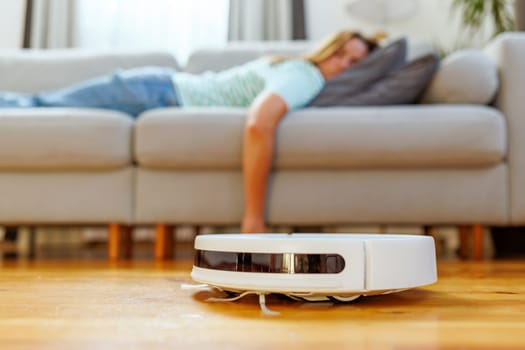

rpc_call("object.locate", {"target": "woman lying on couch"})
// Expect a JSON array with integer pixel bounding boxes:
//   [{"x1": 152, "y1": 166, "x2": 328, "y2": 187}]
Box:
[{"x1": 0, "y1": 31, "x2": 378, "y2": 233}]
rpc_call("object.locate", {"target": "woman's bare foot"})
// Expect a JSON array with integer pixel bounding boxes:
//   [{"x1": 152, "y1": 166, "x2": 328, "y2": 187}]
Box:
[{"x1": 241, "y1": 217, "x2": 267, "y2": 233}]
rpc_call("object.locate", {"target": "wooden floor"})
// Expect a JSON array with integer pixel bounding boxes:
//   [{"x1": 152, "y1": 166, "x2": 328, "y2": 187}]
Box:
[{"x1": 0, "y1": 255, "x2": 524, "y2": 349}]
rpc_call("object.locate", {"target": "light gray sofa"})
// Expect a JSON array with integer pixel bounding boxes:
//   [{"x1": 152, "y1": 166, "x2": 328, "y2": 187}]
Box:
[{"x1": 0, "y1": 33, "x2": 524, "y2": 259}]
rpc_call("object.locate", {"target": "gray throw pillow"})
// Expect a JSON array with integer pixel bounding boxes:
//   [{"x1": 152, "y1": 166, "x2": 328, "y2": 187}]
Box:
[
  {"x1": 323, "y1": 53, "x2": 439, "y2": 106},
  {"x1": 309, "y1": 38, "x2": 407, "y2": 107}
]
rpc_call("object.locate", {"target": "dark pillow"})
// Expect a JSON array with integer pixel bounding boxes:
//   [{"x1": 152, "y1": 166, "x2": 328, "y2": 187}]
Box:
[
  {"x1": 309, "y1": 38, "x2": 407, "y2": 107},
  {"x1": 317, "y1": 53, "x2": 439, "y2": 106}
]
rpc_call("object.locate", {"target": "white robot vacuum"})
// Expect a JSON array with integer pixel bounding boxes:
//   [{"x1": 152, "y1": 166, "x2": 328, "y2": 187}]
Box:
[{"x1": 190, "y1": 233, "x2": 437, "y2": 313}]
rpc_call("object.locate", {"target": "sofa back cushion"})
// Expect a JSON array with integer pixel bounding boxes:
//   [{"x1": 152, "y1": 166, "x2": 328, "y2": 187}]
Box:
[
  {"x1": 184, "y1": 41, "x2": 312, "y2": 74},
  {"x1": 184, "y1": 39, "x2": 434, "y2": 74},
  {"x1": 421, "y1": 49, "x2": 499, "y2": 104},
  {"x1": 0, "y1": 50, "x2": 179, "y2": 92}
]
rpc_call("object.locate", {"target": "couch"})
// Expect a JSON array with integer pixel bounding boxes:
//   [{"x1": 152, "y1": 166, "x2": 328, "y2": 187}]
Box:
[{"x1": 0, "y1": 33, "x2": 523, "y2": 260}]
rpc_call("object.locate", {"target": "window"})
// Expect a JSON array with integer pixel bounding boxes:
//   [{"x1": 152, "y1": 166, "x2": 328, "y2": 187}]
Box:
[{"x1": 74, "y1": 0, "x2": 230, "y2": 64}]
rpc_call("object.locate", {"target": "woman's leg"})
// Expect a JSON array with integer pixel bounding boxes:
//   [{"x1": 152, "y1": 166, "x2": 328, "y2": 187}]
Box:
[
  {"x1": 242, "y1": 93, "x2": 288, "y2": 233},
  {"x1": 1, "y1": 67, "x2": 177, "y2": 116},
  {"x1": 35, "y1": 67, "x2": 178, "y2": 116},
  {"x1": 0, "y1": 92, "x2": 36, "y2": 107}
]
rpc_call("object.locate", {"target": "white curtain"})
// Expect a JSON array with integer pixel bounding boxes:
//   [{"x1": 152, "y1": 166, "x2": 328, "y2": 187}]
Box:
[
  {"x1": 73, "y1": 0, "x2": 229, "y2": 64},
  {"x1": 229, "y1": 0, "x2": 293, "y2": 41},
  {"x1": 29, "y1": 0, "x2": 75, "y2": 48}
]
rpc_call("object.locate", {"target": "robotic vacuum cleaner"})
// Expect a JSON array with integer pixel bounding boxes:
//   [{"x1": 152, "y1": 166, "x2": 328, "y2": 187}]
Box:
[{"x1": 191, "y1": 233, "x2": 437, "y2": 312}]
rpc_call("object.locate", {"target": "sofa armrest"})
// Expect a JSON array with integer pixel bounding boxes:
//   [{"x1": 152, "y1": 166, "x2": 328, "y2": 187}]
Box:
[{"x1": 484, "y1": 32, "x2": 525, "y2": 223}]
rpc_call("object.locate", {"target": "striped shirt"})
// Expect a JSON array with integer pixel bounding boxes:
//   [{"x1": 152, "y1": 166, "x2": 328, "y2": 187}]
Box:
[{"x1": 172, "y1": 58, "x2": 325, "y2": 111}]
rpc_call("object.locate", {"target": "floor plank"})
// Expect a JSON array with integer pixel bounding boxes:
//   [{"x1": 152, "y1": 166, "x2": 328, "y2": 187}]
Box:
[{"x1": 0, "y1": 259, "x2": 524, "y2": 349}]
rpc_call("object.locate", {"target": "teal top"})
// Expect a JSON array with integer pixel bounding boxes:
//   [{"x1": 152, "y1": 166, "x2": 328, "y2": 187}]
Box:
[{"x1": 172, "y1": 58, "x2": 325, "y2": 111}]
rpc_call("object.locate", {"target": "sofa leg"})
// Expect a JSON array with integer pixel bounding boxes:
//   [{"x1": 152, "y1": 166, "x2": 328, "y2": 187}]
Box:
[
  {"x1": 155, "y1": 224, "x2": 175, "y2": 260},
  {"x1": 108, "y1": 223, "x2": 133, "y2": 260},
  {"x1": 194, "y1": 225, "x2": 202, "y2": 236},
  {"x1": 472, "y1": 224, "x2": 484, "y2": 260},
  {"x1": 458, "y1": 225, "x2": 470, "y2": 259},
  {"x1": 423, "y1": 225, "x2": 441, "y2": 257},
  {"x1": 1, "y1": 227, "x2": 18, "y2": 259},
  {"x1": 457, "y1": 225, "x2": 484, "y2": 260}
]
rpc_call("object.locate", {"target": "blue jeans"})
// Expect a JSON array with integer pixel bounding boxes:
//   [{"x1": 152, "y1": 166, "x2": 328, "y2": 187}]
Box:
[{"x1": 0, "y1": 67, "x2": 179, "y2": 117}]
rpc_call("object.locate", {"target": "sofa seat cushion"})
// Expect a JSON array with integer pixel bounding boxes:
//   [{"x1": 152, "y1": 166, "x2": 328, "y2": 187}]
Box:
[
  {"x1": 0, "y1": 108, "x2": 133, "y2": 170},
  {"x1": 135, "y1": 105, "x2": 506, "y2": 169}
]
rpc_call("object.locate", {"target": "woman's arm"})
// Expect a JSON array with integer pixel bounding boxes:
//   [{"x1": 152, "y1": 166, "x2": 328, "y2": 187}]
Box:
[{"x1": 242, "y1": 92, "x2": 288, "y2": 233}]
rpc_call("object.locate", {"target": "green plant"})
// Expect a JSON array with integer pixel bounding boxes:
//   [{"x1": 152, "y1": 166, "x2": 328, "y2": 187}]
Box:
[{"x1": 451, "y1": 0, "x2": 515, "y2": 37}]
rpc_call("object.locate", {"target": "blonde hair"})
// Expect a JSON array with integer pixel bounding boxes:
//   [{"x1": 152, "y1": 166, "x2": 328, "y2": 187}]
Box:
[{"x1": 269, "y1": 30, "x2": 383, "y2": 65}]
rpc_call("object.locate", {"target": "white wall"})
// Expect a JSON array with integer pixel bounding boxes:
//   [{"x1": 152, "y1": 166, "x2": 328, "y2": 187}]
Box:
[
  {"x1": 0, "y1": 0, "x2": 26, "y2": 48},
  {"x1": 306, "y1": 0, "x2": 494, "y2": 52}
]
